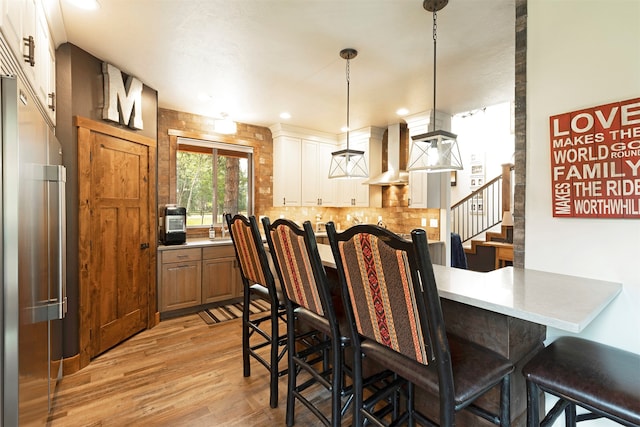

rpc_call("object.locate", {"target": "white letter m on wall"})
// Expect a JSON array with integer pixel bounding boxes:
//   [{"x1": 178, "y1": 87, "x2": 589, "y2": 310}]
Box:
[{"x1": 102, "y1": 62, "x2": 144, "y2": 130}]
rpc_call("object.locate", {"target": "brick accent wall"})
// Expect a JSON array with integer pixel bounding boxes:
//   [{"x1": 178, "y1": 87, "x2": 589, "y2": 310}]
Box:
[{"x1": 157, "y1": 108, "x2": 274, "y2": 221}]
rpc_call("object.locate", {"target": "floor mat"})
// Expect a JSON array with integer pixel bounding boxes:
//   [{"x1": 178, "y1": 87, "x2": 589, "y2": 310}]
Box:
[{"x1": 197, "y1": 299, "x2": 272, "y2": 325}]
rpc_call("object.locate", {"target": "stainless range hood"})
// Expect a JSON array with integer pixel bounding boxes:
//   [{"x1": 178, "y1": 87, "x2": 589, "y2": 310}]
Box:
[{"x1": 364, "y1": 123, "x2": 409, "y2": 186}]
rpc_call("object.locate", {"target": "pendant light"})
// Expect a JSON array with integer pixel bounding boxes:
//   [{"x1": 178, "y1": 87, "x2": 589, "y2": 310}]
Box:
[
  {"x1": 407, "y1": 0, "x2": 463, "y2": 173},
  {"x1": 328, "y1": 48, "x2": 368, "y2": 179}
]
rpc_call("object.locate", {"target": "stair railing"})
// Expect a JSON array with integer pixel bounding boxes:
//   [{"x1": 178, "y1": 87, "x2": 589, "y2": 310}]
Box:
[{"x1": 451, "y1": 163, "x2": 514, "y2": 243}]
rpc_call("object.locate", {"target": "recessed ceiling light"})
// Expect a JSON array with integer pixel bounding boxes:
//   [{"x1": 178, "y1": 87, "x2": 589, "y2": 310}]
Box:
[
  {"x1": 396, "y1": 108, "x2": 409, "y2": 116},
  {"x1": 279, "y1": 112, "x2": 291, "y2": 119},
  {"x1": 340, "y1": 126, "x2": 349, "y2": 133},
  {"x1": 66, "y1": 0, "x2": 100, "y2": 10}
]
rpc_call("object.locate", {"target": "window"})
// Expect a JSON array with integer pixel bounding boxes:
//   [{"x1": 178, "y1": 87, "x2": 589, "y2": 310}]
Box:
[{"x1": 177, "y1": 138, "x2": 253, "y2": 227}]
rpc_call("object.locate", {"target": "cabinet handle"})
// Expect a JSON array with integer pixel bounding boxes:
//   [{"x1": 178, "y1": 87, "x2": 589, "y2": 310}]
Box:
[
  {"x1": 177, "y1": 255, "x2": 188, "y2": 259},
  {"x1": 408, "y1": 198, "x2": 411, "y2": 206},
  {"x1": 140, "y1": 243, "x2": 149, "y2": 249},
  {"x1": 23, "y1": 36, "x2": 35, "y2": 67},
  {"x1": 48, "y1": 92, "x2": 56, "y2": 111},
  {"x1": 283, "y1": 197, "x2": 286, "y2": 205}
]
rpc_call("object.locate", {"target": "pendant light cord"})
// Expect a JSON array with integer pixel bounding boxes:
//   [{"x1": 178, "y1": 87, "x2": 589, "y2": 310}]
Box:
[
  {"x1": 346, "y1": 56, "x2": 351, "y2": 150},
  {"x1": 432, "y1": 10, "x2": 437, "y2": 133}
]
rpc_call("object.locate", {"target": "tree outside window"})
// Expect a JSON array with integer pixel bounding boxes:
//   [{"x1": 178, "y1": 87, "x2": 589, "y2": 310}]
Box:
[{"x1": 177, "y1": 142, "x2": 252, "y2": 227}]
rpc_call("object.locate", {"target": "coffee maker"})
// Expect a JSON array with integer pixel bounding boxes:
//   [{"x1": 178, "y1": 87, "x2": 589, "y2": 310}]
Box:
[{"x1": 160, "y1": 205, "x2": 187, "y2": 245}]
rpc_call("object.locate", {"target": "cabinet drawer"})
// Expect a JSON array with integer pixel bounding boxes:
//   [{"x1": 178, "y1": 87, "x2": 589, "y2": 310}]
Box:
[
  {"x1": 162, "y1": 248, "x2": 201, "y2": 263},
  {"x1": 202, "y1": 245, "x2": 236, "y2": 259}
]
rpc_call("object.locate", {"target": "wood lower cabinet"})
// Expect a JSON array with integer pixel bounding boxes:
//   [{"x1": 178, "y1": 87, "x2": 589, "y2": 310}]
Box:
[
  {"x1": 159, "y1": 248, "x2": 202, "y2": 312},
  {"x1": 159, "y1": 244, "x2": 243, "y2": 313},
  {"x1": 202, "y1": 246, "x2": 243, "y2": 304}
]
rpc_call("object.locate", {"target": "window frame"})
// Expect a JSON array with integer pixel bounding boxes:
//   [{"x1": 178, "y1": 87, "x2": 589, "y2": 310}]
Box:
[{"x1": 176, "y1": 137, "x2": 254, "y2": 228}]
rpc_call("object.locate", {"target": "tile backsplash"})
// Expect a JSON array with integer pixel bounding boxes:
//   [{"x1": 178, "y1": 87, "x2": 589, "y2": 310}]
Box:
[{"x1": 261, "y1": 206, "x2": 441, "y2": 241}]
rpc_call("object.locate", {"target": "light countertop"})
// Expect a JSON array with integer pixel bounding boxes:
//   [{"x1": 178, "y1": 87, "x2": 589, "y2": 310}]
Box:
[
  {"x1": 157, "y1": 238, "x2": 233, "y2": 251},
  {"x1": 316, "y1": 243, "x2": 621, "y2": 333}
]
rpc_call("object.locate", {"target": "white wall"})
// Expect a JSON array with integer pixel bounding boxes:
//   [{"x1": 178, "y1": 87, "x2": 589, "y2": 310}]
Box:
[
  {"x1": 527, "y1": 0, "x2": 640, "y2": 358},
  {"x1": 451, "y1": 102, "x2": 515, "y2": 205}
]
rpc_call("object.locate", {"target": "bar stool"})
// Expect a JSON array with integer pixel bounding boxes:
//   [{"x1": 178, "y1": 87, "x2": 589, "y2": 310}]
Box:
[
  {"x1": 262, "y1": 217, "x2": 352, "y2": 427},
  {"x1": 225, "y1": 213, "x2": 287, "y2": 409},
  {"x1": 327, "y1": 222, "x2": 514, "y2": 427},
  {"x1": 523, "y1": 336, "x2": 640, "y2": 427}
]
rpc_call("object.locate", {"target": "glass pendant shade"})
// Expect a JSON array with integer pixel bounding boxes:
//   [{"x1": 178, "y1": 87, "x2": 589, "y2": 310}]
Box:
[
  {"x1": 407, "y1": 130, "x2": 462, "y2": 172},
  {"x1": 328, "y1": 148, "x2": 368, "y2": 179}
]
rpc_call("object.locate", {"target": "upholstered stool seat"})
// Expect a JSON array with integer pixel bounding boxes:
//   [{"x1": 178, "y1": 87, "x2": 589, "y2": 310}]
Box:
[{"x1": 522, "y1": 336, "x2": 640, "y2": 427}]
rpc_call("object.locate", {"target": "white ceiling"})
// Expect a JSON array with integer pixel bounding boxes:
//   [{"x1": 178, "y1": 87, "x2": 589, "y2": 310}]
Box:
[{"x1": 52, "y1": 0, "x2": 515, "y2": 135}]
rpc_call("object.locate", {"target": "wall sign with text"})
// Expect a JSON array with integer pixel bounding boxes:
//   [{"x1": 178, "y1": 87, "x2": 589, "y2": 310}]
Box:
[{"x1": 550, "y1": 97, "x2": 640, "y2": 218}]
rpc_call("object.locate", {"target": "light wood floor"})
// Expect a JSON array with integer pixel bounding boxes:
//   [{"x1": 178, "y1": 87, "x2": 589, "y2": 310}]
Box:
[{"x1": 48, "y1": 314, "x2": 341, "y2": 426}]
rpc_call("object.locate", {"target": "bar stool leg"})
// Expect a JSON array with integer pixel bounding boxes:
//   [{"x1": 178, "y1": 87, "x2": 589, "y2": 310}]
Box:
[
  {"x1": 353, "y1": 353, "x2": 364, "y2": 427},
  {"x1": 270, "y1": 304, "x2": 279, "y2": 408},
  {"x1": 564, "y1": 402, "x2": 576, "y2": 427},
  {"x1": 500, "y1": 375, "x2": 511, "y2": 427},
  {"x1": 527, "y1": 379, "x2": 540, "y2": 427},
  {"x1": 242, "y1": 290, "x2": 251, "y2": 378},
  {"x1": 285, "y1": 309, "x2": 296, "y2": 426}
]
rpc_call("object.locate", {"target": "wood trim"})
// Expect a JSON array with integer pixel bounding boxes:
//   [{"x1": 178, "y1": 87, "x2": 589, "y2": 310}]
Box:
[
  {"x1": 74, "y1": 116, "x2": 156, "y2": 147},
  {"x1": 75, "y1": 116, "x2": 158, "y2": 370},
  {"x1": 77, "y1": 124, "x2": 92, "y2": 369},
  {"x1": 167, "y1": 128, "x2": 256, "y2": 149},
  {"x1": 147, "y1": 132, "x2": 158, "y2": 328},
  {"x1": 62, "y1": 353, "x2": 81, "y2": 376},
  {"x1": 169, "y1": 134, "x2": 177, "y2": 205}
]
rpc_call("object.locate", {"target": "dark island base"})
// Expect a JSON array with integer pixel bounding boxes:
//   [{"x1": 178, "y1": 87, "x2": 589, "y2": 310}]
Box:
[{"x1": 411, "y1": 299, "x2": 546, "y2": 426}]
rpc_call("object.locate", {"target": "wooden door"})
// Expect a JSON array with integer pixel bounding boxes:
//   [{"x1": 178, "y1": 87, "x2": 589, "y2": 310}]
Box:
[{"x1": 77, "y1": 117, "x2": 157, "y2": 363}]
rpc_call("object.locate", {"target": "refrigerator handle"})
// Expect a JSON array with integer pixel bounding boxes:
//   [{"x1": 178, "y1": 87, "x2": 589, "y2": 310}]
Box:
[
  {"x1": 43, "y1": 164, "x2": 67, "y2": 319},
  {"x1": 57, "y1": 166, "x2": 67, "y2": 318}
]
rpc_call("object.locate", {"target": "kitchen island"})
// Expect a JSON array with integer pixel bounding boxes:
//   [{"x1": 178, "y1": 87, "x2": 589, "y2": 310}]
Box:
[{"x1": 315, "y1": 243, "x2": 622, "y2": 426}]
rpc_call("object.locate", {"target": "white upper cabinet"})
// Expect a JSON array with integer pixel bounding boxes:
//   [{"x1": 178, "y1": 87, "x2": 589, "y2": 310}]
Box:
[
  {"x1": 336, "y1": 138, "x2": 370, "y2": 207},
  {"x1": 408, "y1": 171, "x2": 428, "y2": 208},
  {"x1": 2, "y1": 0, "x2": 24, "y2": 59},
  {"x1": 301, "y1": 139, "x2": 337, "y2": 207},
  {"x1": 316, "y1": 142, "x2": 338, "y2": 206},
  {"x1": 35, "y1": 1, "x2": 55, "y2": 124},
  {"x1": 0, "y1": 0, "x2": 56, "y2": 124},
  {"x1": 271, "y1": 124, "x2": 340, "y2": 208},
  {"x1": 272, "y1": 135, "x2": 302, "y2": 207}
]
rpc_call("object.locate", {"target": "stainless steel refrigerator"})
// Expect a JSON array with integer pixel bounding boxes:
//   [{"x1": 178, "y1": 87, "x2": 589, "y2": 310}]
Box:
[{"x1": 1, "y1": 76, "x2": 67, "y2": 425}]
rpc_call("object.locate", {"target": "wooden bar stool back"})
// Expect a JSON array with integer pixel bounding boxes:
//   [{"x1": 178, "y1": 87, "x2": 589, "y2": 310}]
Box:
[
  {"x1": 225, "y1": 213, "x2": 287, "y2": 409},
  {"x1": 327, "y1": 222, "x2": 514, "y2": 426},
  {"x1": 523, "y1": 336, "x2": 640, "y2": 427},
  {"x1": 263, "y1": 218, "x2": 352, "y2": 427}
]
